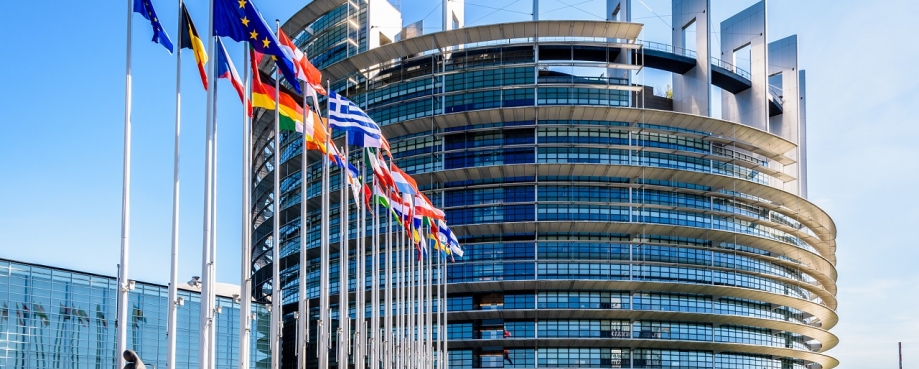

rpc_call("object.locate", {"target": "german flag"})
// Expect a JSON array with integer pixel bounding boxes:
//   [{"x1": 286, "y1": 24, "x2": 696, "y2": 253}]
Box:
[{"x1": 180, "y1": 4, "x2": 208, "y2": 90}]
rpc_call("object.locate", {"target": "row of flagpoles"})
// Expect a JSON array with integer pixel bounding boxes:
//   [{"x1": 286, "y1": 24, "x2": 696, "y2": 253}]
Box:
[{"x1": 121, "y1": 1, "x2": 464, "y2": 369}]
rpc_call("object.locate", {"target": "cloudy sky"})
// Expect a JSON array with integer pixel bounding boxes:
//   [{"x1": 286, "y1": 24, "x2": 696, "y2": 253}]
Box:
[{"x1": 1, "y1": 0, "x2": 916, "y2": 367}]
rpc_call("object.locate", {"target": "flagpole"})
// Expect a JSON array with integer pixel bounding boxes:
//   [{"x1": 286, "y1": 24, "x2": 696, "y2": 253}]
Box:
[
  {"x1": 165, "y1": 1, "x2": 186, "y2": 369},
  {"x1": 426, "y1": 228, "x2": 432, "y2": 369},
  {"x1": 442, "y1": 242, "x2": 448, "y2": 369},
  {"x1": 198, "y1": 0, "x2": 219, "y2": 367},
  {"x1": 371, "y1": 164, "x2": 380, "y2": 369},
  {"x1": 240, "y1": 48, "x2": 252, "y2": 369},
  {"x1": 299, "y1": 81, "x2": 310, "y2": 369},
  {"x1": 319, "y1": 81, "x2": 332, "y2": 369},
  {"x1": 396, "y1": 197, "x2": 403, "y2": 369},
  {"x1": 339, "y1": 132, "x2": 351, "y2": 367},
  {"x1": 436, "y1": 240, "x2": 442, "y2": 369},
  {"x1": 383, "y1": 180, "x2": 392, "y2": 369},
  {"x1": 210, "y1": 84, "x2": 220, "y2": 369},
  {"x1": 270, "y1": 21, "x2": 284, "y2": 369},
  {"x1": 357, "y1": 149, "x2": 367, "y2": 369},
  {"x1": 116, "y1": 0, "x2": 134, "y2": 367},
  {"x1": 408, "y1": 207, "x2": 416, "y2": 369}
]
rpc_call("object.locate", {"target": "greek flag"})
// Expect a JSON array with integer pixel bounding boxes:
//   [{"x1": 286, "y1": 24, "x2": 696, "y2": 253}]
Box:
[{"x1": 328, "y1": 91, "x2": 383, "y2": 148}]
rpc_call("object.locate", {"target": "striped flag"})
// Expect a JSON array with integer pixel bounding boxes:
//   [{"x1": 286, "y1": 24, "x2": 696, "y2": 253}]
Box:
[
  {"x1": 303, "y1": 110, "x2": 328, "y2": 153},
  {"x1": 415, "y1": 192, "x2": 445, "y2": 221},
  {"x1": 277, "y1": 28, "x2": 327, "y2": 95},
  {"x1": 216, "y1": 38, "x2": 248, "y2": 113},
  {"x1": 390, "y1": 164, "x2": 418, "y2": 196},
  {"x1": 179, "y1": 3, "x2": 208, "y2": 89},
  {"x1": 367, "y1": 151, "x2": 396, "y2": 192},
  {"x1": 328, "y1": 92, "x2": 384, "y2": 148}
]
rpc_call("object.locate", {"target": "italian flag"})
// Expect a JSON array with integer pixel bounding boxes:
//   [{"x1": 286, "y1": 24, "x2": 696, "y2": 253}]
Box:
[{"x1": 251, "y1": 76, "x2": 304, "y2": 131}]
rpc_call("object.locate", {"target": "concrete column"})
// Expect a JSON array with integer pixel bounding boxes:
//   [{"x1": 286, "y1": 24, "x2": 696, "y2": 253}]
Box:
[
  {"x1": 768, "y1": 35, "x2": 803, "y2": 196},
  {"x1": 671, "y1": 0, "x2": 711, "y2": 116},
  {"x1": 720, "y1": 0, "x2": 769, "y2": 131},
  {"x1": 444, "y1": 0, "x2": 464, "y2": 31}
]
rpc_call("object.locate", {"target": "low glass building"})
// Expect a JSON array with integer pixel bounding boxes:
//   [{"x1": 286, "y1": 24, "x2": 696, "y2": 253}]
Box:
[{"x1": 0, "y1": 258, "x2": 271, "y2": 369}]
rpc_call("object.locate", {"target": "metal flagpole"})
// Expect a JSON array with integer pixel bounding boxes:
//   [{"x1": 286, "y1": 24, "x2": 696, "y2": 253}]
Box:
[
  {"x1": 199, "y1": 0, "x2": 218, "y2": 367},
  {"x1": 339, "y1": 133, "x2": 351, "y2": 367},
  {"x1": 319, "y1": 81, "x2": 332, "y2": 369},
  {"x1": 435, "y1": 241, "x2": 441, "y2": 369},
  {"x1": 397, "y1": 212, "x2": 403, "y2": 369},
  {"x1": 270, "y1": 20, "x2": 284, "y2": 369},
  {"x1": 117, "y1": 1, "x2": 134, "y2": 367},
  {"x1": 415, "y1": 207, "x2": 422, "y2": 369},
  {"x1": 209, "y1": 76, "x2": 220, "y2": 369},
  {"x1": 408, "y1": 212, "x2": 416, "y2": 369},
  {"x1": 299, "y1": 82, "x2": 310, "y2": 369},
  {"x1": 384, "y1": 181, "x2": 392, "y2": 369},
  {"x1": 166, "y1": 1, "x2": 184, "y2": 368},
  {"x1": 371, "y1": 164, "x2": 380, "y2": 369},
  {"x1": 357, "y1": 149, "x2": 367, "y2": 369},
  {"x1": 396, "y1": 201, "x2": 404, "y2": 369},
  {"x1": 442, "y1": 243, "x2": 448, "y2": 369},
  {"x1": 239, "y1": 48, "x2": 252, "y2": 369},
  {"x1": 426, "y1": 229, "x2": 432, "y2": 369}
]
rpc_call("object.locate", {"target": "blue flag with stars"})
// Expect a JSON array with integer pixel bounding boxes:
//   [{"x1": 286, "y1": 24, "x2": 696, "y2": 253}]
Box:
[
  {"x1": 133, "y1": 0, "x2": 174, "y2": 53},
  {"x1": 213, "y1": 0, "x2": 301, "y2": 94}
]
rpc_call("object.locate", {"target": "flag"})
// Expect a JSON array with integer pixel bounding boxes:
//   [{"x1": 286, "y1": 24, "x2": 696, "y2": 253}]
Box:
[
  {"x1": 415, "y1": 192, "x2": 445, "y2": 221},
  {"x1": 390, "y1": 164, "x2": 418, "y2": 196},
  {"x1": 277, "y1": 28, "x2": 327, "y2": 95},
  {"x1": 303, "y1": 109, "x2": 328, "y2": 153},
  {"x1": 59, "y1": 303, "x2": 71, "y2": 320},
  {"x1": 179, "y1": 3, "x2": 208, "y2": 89},
  {"x1": 133, "y1": 0, "x2": 174, "y2": 53},
  {"x1": 373, "y1": 182, "x2": 403, "y2": 224},
  {"x1": 96, "y1": 305, "x2": 108, "y2": 329},
  {"x1": 367, "y1": 151, "x2": 396, "y2": 192},
  {"x1": 328, "y1": 92, "x2": 384, "y2": 148},
  {"x1": 32, "y1": 304, "x2": 49, "y2": 326},
  {"x1": 327, "y1": 141, "x2": 346, "y2": 169},
  {"x1": 213, "y1": 0, "x2": 301, "y2": 93},
  {"x1": 251, "y1": 51, "x2": 305, "y2": 131},
  {"x1": 132, "y1": 305, "x2": 147, "y2": 329},
  {"x1": 74, "y1": 308, "x2": 89, "y2": 327},
  {"x1": 345, "y1": 162, "x2": 363, "y2": 207},
  {"x1": 438, "y1": 220, "x2": 463, "y2": 258},
  {"x1": 363, "y1": 184, "x2": 374, "y2": 215},
  {"x1": 16, "y1": 303, "x2": 25, "y2": 326},
  {"x1": 216, "y1": 38, "x2": 249, "y2": 114}
]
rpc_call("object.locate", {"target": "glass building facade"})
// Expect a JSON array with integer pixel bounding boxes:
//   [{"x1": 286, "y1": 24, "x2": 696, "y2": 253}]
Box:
[
  {"x1": 250, "y1": 1, "x2": 838, "y2": 368},
  {"x1": 0, "y1": 258, "x2": 271, "y2": 369}
]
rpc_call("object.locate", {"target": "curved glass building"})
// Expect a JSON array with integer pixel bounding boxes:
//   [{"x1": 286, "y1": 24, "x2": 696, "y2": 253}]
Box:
[{"x1": 248, "y1": 0, "x2": 838, "y2": 368}]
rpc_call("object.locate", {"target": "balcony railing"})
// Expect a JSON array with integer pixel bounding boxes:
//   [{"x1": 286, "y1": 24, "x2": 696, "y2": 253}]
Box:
[
  {"x1": 641, "y1": 41, "x2": 697, "y2": 59},
  {"x1": 711, "y1": 57, "x2": 751, "y2": 79}
]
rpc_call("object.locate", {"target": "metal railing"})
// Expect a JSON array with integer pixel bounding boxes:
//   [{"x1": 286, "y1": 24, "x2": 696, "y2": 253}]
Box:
[
  {"x1": 768, "y1": 84, "x2": 784, "y2": 105},
  {"x1": 711, "y1": 57, "x2": 751, "y2": 80},
  {"x1": 640, "y1": 40, "x2": 697, "y2": 59}
]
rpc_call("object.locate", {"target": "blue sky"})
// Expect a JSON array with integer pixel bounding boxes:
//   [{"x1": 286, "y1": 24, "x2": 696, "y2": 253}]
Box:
[{"x1": 0, "y1": 0, "x2": 916, "y2": 367}]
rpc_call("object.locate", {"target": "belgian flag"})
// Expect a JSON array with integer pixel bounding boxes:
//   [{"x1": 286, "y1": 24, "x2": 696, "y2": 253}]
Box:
[{"x1": 180, "y1": 4, "x2": 208, "y2": 90}]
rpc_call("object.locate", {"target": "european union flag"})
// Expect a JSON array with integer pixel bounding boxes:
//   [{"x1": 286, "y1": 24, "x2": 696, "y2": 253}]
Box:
[
  {"x1": 133, "y1": 0, "x2": 174, "y2": 53},
  {"x1": 214, "y1": 0, "x2": 301, "y2": 94}
]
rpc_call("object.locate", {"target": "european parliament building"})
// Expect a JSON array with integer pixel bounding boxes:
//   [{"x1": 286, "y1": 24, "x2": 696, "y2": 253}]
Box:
[
  {"x1": 252, "y1": 0, "x2": 838, "y2": 369},
  {"x1": 0, "y1": 258, "x2": 271, "y2": 369}
]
